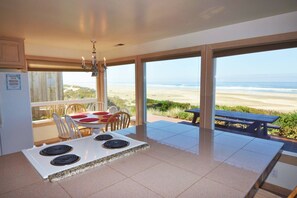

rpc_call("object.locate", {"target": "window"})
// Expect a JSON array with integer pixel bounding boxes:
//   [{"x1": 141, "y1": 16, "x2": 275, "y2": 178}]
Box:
[
  {"x1": 29, "y1": 71, "x2": 97, "y2": 120},
  {"x1": 145, "y1": 57, "x2": 201, "y2": 122},
  {"x1": 215, "y1": 47, "x2": 297, "y2": 139},
  {"x1": 106, "y1": 64, "x2": 136, "y2": 115}
]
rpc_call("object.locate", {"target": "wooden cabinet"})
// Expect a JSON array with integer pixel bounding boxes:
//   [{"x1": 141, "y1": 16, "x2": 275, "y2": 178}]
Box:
[{"x1": 0, "y1": 37, "x2": 26, "y2": 70}]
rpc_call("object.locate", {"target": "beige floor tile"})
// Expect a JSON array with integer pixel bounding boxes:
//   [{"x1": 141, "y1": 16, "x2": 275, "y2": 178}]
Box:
[
  {"x1": 243, "y1": 139, "x2": 282, "y2": 157},
  {"x1": 225, "y1": 150, "x2": 272, "y2": 173},
  {"x1": 89, "y1": 178, "x2": 162, "y2": 198},
  {"x1": 163, "y1": 151, "x2": 221, "y2": 176},
  {"x1": 0, "y1": 152, "x2": 37, "y2": 178},
  {"x1": 108, "y1": 153, "x2": 161, "y2": 177},
  {"x1": 0, "y1": 181, "x2": 70, "y2": 198},
  {"x1": 160, "y1": 123, "x2": 197, "y2": 134},
  {"x1": 178, "y1": 178, "x2": 245, "y2": 198},
  {"x1": 0, "y1": 152, "x2": 26, "y2": 167},
  {"x1": 145, "y1": 127, "x2": 180, "y2": 141},
  {"x1": 0, "y1": 153, "x2": 42, "y2": 195},
  {"x1": 147, "y1": 121, "x2": 176, "y2": 129},
  {"x1": 214, "y1": 133, "x2": 253, "y2": 149},
  {"x1": 206, "y1": 163, "x2": 259, "y2": 193},
  {"x1": 144, "y1": 141, "x2": 185, "y2": 162},
  {"x1": 159, "y1": 134, "x2": 199, "y2": 150},
  {"x1": 132, "y1": 163, "x2": 201, "y2": 197},
  {"x1": 0, "y1": 173, "x2": 42, "y2": 195},
  {"x1": 58, "y1": 165, "x2": 126, "y2": 198},
  {"x1": 186, "y1": 142, "x2": 239, "y2": 162}
]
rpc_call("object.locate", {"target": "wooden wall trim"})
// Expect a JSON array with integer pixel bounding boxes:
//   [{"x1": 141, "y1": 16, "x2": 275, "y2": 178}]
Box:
[
  {"x1": 104, "y1": 45, "x2": 202, "y2": 67},
  {"x1": 214, "y1": 41, "x2": 297, "y2": 57},
  {"x1": 26, "y1": 55, "x2": 81, "y2": 64},
  {"x1": 211, "y1": 32, "x2": 297, "y2": 56},
  {"x1": 105, "y1": 56, "x2": 136, "y2": 67},
  {"x1": 26, "y1": 55, "x2": 85, "y2": 71},
  {"x1": 139, "y1": 46, "x2": 202, "y2": 62}
]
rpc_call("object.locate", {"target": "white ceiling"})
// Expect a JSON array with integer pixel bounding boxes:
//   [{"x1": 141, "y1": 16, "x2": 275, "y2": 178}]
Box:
[{"x1": 0, "y1": 0, "x2": 297, "y2": 58}]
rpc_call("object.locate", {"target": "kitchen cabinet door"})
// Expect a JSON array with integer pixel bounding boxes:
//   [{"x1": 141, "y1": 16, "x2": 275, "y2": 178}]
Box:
[{"x1": 0, "y1": 37, "x2": 26, "y2": 70}]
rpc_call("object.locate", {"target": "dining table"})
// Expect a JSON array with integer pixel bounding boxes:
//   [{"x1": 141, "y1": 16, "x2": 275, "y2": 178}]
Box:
[{"x1": 70, "y1": 111, "x2": 113, "y2": 134}]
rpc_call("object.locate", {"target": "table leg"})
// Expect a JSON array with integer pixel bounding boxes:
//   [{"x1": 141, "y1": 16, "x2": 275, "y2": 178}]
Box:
[
  {"x1": 92, "y1": 126, "x2": 104, "y2": 134},
  {"x1": 192, "y1": 113, "x2": 199, "y2": 123},
  {"x1": 262, "y1": 123, "x2": 268, "y2": 136},
  {"x1": 246, "y1": 121, "x2": 261, "y2": 134}
]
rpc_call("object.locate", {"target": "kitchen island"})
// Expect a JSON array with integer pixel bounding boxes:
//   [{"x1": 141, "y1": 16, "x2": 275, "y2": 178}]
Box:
[{"x1": 0, "y1": 121, "x2": 283, "y2": 198}]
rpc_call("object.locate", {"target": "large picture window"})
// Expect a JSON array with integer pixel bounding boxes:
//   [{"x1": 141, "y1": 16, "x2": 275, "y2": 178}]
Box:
[
  {"x1": 215, "y1": 47, "x2": 297, "y2": 140},
  {"x1": 29, "y1": 71, "x2": 97, "y2": 120},
  {"x1": 145, "y1": 57, "x2": 201, "y2": 122},
  {"x1": 106, "y1": 64, "x2": 136, "y2": 115}
]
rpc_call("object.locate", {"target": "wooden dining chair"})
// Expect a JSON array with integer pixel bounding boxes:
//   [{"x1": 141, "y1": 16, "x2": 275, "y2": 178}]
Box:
[
  {"x1": 89, "y1": 102, "x2": 104, "y2": 111},
  {"x1": 48, "y1": 105, "x2": 66, "y2": 118},
  {"x1": 105, "y1": 111, "x2": 130, "y2": 132},
  {"x1": 65, "y1": 104, "x2": 86, "y2": 114},
  {"x1": 52, "y1": 113, "x2": 71, "y2": 141},
  {"x1": 107, "y1": 106, "x2": 119, "y2": 114},
  {"x1": 120, "y1": 108, "x2": 136, "y2": 125},
  {"x1": 65, "y1": 104, "x2": 92, "y2": 135},
  {"x1": 64, "y1": 115, "x2": 82, "y2": 139}
]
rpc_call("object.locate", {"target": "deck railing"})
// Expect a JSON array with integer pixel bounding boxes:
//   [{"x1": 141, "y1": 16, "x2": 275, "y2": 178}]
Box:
[{"x1": 31, "y1": 98, "x2": 97, "y2": 121}]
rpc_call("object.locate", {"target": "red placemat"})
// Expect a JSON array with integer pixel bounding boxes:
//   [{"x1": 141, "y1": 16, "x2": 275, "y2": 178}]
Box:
[
  {"x1": 103, "y1": 114, "x2": 120, "y2": 118},
  {"x1": 103, "y1": 115, "x2": 112, "y2": 118},
  {"x1": 93, "y1": 111, "x2": 109, "y2": 115},
  {"x1": 71, "y1": 114, "x2": 87, "y2": 119},
  {"x1": 79, "y1": 118, "x2": 99, "y2": 122}
]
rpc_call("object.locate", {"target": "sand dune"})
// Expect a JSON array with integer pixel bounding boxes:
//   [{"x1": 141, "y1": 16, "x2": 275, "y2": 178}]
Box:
[{"x1": 107, "y1": 84, "x2": 297, "y2": 113}]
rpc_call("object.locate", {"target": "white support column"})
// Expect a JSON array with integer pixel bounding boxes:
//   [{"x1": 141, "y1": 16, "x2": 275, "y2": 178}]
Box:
[
  {"x1": 199, "y1": 45, "x2": 216, "y2": 129},
  {"x1": 135, "y1": 56, "x2": 146, "y2": 125}
]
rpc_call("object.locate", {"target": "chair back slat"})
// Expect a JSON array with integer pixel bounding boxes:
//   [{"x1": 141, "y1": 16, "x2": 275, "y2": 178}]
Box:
[
  {"x1": 66, "y1": 104, "x2": 86, "y2": 114},
  {"x1": 52, "y1": 113, "x2": 70, "y2": 140},
  {"x1": 105, "y1": 111, "x2": 130, "y2": 132},
  {"x1": 64, "y1": 115, "x2": 82, "y2": 139},
  {"x1": 107, "y1": 106, "x2": 119, "y2": 114},
  {"x1": 89, "y1": 102, "x2": 104, "y2": 111}
]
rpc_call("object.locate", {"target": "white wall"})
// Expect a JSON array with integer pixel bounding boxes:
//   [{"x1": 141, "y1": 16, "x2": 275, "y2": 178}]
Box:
[{"x1": 33, "y1": 124, "x2": 58, "y2": 142}]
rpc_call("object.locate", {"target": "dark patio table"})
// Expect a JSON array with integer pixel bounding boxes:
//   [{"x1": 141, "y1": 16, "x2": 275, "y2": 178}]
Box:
[{"x1": 185, "y1": 108, "x2": 279, "y2": 136}]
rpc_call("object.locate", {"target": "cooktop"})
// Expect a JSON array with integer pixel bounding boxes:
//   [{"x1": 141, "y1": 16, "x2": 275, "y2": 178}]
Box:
[{"x1": 22, "y1": 132, "x2": 149, "y2": 181}]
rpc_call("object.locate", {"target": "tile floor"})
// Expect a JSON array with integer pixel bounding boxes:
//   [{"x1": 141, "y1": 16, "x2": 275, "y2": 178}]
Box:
[{"x1": 0, "y1": 121, "x2": 284, "y2": 198}]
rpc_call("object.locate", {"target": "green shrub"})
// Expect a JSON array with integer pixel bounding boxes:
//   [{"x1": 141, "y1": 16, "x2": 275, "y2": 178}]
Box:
[
  {"x1": 147, "y1": 98, "x2": 191, "y2": 112},
  {"x1": 107, "y1": 97, "x2": 297, "y2": 140}
]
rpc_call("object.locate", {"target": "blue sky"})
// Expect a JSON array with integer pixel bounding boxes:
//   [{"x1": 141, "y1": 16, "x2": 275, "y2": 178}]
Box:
[
  {"x1": 63, "y1": 72, "x2": 96, "y2": 89},
  {"x1": 64, "y1": 47, "x2": 297, "y2": 88},
  {"x1": 107, "y1": 47, "x2": 297, "y2": 84},
  {"x1": 216, "y1": 47, "x2": 297, "y2": 82}
]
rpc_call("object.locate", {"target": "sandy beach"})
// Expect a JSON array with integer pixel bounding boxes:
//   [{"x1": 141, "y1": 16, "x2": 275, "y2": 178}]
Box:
[{"x1": 107, "y1": 84, "x2": 297, "y2": 113}]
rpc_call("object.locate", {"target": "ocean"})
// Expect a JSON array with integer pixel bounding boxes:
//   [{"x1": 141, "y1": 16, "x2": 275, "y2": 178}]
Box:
[{"x1": 144, "y1": 82, "x2": 297, "y2": 94}]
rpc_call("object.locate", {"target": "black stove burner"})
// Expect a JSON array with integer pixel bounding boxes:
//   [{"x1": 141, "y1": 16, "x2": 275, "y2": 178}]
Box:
[
  {"x1": 50, "y1": 154, "x2": 80, "y2": 166},
  {"x1": 95, "y1": 134, "x2": 113, "y2": 141},
  {"x1": 40, "y1": 145, "x2": 72, "y2": 156},
  {"x1": 103, "y1": 139, "x2": 130, "y2": 149}
]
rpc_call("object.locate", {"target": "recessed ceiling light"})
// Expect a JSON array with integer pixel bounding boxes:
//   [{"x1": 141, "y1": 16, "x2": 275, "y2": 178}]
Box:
[{"x1": 114, "y1": 43, "x2": 125, "y2": 47}]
